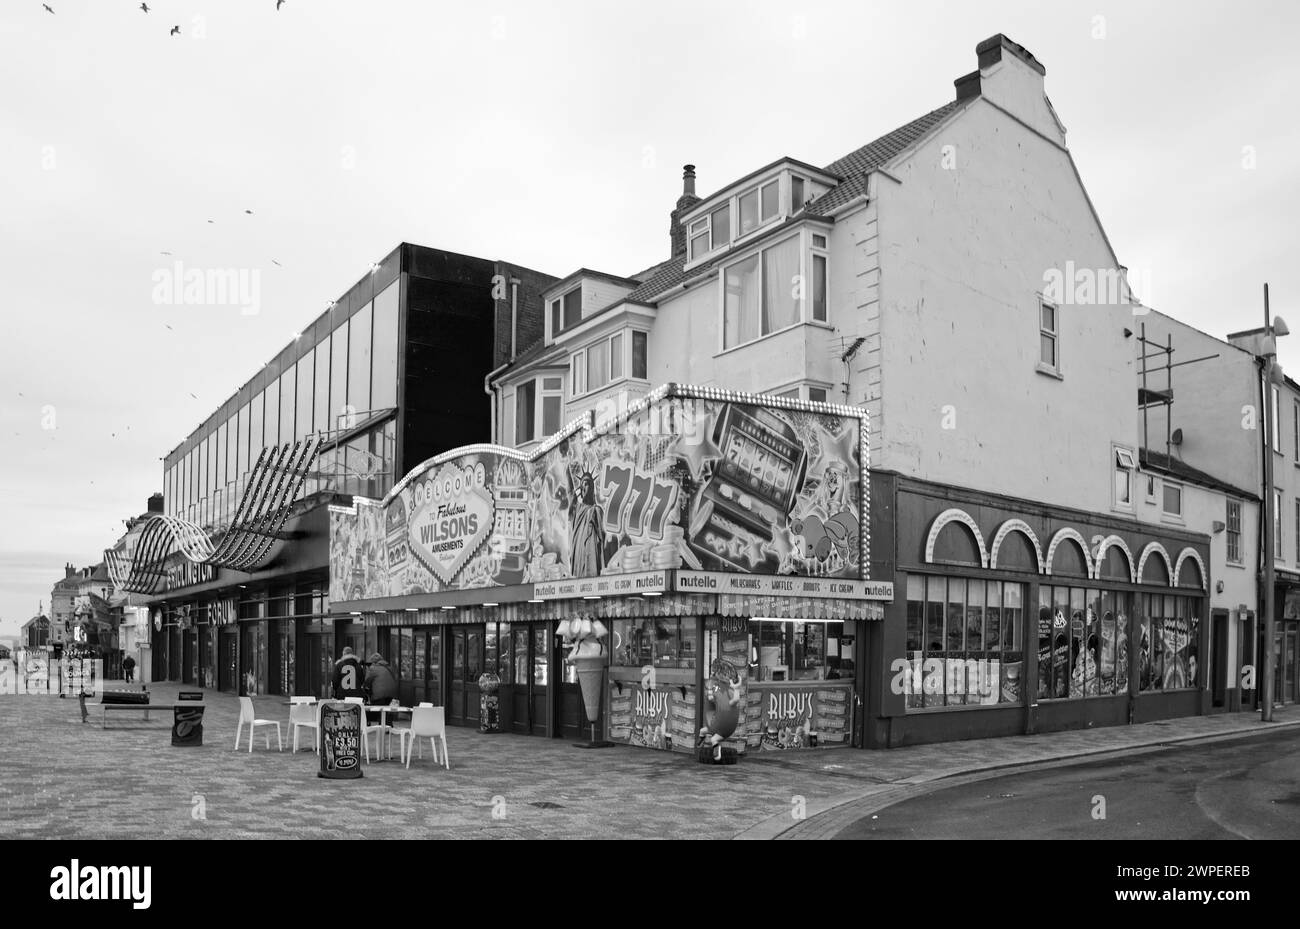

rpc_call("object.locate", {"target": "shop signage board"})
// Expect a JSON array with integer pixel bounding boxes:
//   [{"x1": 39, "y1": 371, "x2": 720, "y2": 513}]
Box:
[
  {"x1": 329, "y1": 385, "x2": 870, "y2": 605},
  {"x1": 674, "y1": 571, "x2": 892, "y2": 601},
  {"x1": 532, "y1": 571, "x2": 669, "y2": 600}
]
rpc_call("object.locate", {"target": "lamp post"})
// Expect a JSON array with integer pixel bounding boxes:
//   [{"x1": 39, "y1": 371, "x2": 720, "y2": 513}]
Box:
[{"x1": 1260, "y1": 284, "x2": 1287, "y2": 724}]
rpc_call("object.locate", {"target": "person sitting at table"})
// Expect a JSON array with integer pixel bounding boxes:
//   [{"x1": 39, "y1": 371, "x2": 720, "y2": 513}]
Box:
[
  {"x1": 363, "y1": 652, "x2": 399, "y2": 724},
  {"x1": 332, "y1": 646, "x2": 365, "y2": 700}
]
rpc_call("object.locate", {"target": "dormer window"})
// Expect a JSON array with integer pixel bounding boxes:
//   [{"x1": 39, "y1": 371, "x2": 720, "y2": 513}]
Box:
[
  {"x1": 738, "y1": 180, "x2": 780, "y2": 237},
  {"x1": 790, "y1": 176, "x2": 805, "y2": 213},
  {"x1": 549, "y1": 287, "x2": 583, "y2": 336},
  {"x1": 688, "y1": 204, "x2": 732, "y2": 262}
]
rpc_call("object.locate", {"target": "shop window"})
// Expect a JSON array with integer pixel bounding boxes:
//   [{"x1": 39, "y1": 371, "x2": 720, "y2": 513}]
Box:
[
  {"x1": 1137, "y1": 593, "x2": 1200, "y2": 692},
  {"x1": 611, "y1": 617, "x2": 696, "y2": 671},
  {"x1": 751, "y1": 620, "x2": 851, "y2": 682},
  {"x1": 903, "y1": 574, "x2": 1025, "y2": 709},
  {"x1": 1037, "y1": 585, "x2": 1131, "y2": 700}
]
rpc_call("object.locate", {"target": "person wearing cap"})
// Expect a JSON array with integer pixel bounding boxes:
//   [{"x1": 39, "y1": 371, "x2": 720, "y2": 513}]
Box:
[
  {"x1": 332, "y1": 646, "x2": 365, "y2": 700},
  {"x1": 363, "y1": 652, "x2": 399, "y2": 725}
]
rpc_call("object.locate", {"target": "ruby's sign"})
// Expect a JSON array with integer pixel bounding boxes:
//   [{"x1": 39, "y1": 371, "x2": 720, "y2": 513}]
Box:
[{"x1": 407, "y1": 463, "x2": 494, "y2": 585}]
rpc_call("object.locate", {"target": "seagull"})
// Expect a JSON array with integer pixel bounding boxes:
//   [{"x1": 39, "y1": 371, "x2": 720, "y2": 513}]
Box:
[
  {"x1": 189, "y1": 393, "x2": 197, "y2": 399},
  {"x1": 244, "y1": 209, "x2": 253, "y2": 214},
  {"x1": 271, "y1": 259, "x2": 282, "y2": 267},
  {"x1": 139, "y1": 2, "x2": 149, "y2": 11},
  {"x1": 43, "y1": 4, "x2": 54, "y2": 13},
  {"x1": 170, "y1": 24, "x2": 180, "y2": 35},
  {"x1": 276, "y1": 0, "x2": 285, "y2": 9},
  {"x1": 165, "y1": 324, "x2": 174, "y2": 330},
  {"x1": 206, "y1": 219, "x2": 214, "y2": 224}
]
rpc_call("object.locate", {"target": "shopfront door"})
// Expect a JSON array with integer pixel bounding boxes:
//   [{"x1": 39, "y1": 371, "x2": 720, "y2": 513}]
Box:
[
  {"x1": 1277, "y1": 625, "x2": 1298, "y2": 706},
  {"x1": 219, "y1": 628, "x2": 236, "y2": 692},
  {"x1": 1211, "y1": 610, "x2": 1228, "y2": 709},
  {"x1": 510, "y1": 623, "x2": 549, "y2": 735},
  {"x1": 182, "y1": 631, "x2": 195, "y2": 684},
  {"x1": 448, "y1": 626, "x2": 483, "y2": 727}
]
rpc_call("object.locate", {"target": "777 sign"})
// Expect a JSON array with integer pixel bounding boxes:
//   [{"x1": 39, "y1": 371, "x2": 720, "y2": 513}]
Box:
[{"x1": 600, "y1": 464, "x2": 678, "y2": 541}]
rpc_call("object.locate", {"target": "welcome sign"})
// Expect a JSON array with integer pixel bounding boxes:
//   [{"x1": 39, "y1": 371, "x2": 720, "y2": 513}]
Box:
[{"x1": 407, "y1": 462, "x2": 494, "y2": 585}]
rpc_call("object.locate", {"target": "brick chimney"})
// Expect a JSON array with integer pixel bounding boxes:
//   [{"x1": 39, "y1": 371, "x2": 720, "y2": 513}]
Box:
[
  {"x1": 65, "y1": 563, "x2": 76, "y2": 578},
  {"x1": 669, "y1": 165, "x2": 702, "y2": 259},
  {"x1": 147, "y1": 492, "x2": 164, "y2": 514},
  {"x1": 953, "y1": 34, "x2": 1063, "y2": 145}
]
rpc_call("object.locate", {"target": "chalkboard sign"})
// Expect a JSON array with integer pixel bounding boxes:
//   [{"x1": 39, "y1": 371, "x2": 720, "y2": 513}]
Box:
[{"x1": 319, "y1": 702, "x2": 363, "y2": 779}]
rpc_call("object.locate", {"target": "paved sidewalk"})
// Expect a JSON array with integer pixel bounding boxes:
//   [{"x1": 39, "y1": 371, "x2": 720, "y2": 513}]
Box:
[{"x1": 1, "y1": 683, "x2": 1292, "y2": 840}]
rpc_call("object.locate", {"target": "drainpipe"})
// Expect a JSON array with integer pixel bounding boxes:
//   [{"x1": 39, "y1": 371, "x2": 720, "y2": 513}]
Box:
[
  {"x1": 510, "y1": 279, "x2": 520, "y2": 360},
  {"x1": 485, "y1": 362, "x2": 510, "y2": 444}
]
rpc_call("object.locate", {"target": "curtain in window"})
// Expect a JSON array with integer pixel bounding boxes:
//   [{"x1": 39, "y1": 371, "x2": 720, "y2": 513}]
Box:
[
  {"x1": 724, "y1": 254, "x2": 760, "y2": 348},
  {"x1": 761, "y1": 237, "x2": 801, "y2": 334}
]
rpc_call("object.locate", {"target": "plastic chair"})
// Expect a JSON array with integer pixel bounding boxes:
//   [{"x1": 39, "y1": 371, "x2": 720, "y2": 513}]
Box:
[
  {"x1": 289, "y1": 701, "x2": 319, "y2": 753},
  {"x1": 346, "y1": 696, "x2": 390, "y2": 762},
  {"x1": 398, "y1": 706, "x2": 449, "y2": 769},
  {"x1": 235, "y1": 696, "x2": 282, "y2": 752}
]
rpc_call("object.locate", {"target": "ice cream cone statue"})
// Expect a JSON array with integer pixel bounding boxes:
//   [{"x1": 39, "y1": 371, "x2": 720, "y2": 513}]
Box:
[{"x1": 558, "y1": 616, "x2": 610, "y2": 745}]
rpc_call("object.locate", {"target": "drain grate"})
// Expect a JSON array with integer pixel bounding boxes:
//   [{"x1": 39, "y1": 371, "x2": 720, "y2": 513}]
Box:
[{"x1": 528, "y1": 801, "x2": 564, "y2": 810}]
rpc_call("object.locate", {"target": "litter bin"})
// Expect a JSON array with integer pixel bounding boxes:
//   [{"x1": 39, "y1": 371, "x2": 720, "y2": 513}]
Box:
[
  {"x1": 477, "y1": 672, "x2": 500, "y2": 733},
  {"x1": 319, "y1": 702, "x2": 363, "y2": 779},
  {"x1": 172, "y1": 691, "x2": 205, "y2": 746}
]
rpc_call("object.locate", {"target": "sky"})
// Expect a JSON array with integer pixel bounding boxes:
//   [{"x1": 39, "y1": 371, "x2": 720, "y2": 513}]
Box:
[{"x1": 1, "y1": 0, "x2": 1297, "y2": 636}]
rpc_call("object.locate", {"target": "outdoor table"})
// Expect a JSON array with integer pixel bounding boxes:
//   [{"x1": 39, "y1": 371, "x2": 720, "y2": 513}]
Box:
[{"x1": 364, "y1": 705, "x2": 412, "y2": 760}]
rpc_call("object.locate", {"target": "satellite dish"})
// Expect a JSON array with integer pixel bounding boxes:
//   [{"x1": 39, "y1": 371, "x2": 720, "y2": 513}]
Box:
[{"x1": 1171, "y1": 428, "x2": 1183, "y2": 446}]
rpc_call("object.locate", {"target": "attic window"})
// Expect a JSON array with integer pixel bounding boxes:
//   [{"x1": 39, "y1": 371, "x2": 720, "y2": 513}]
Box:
[
  {"x1": 688, "y1": 204, "x2": 732, "y2": 262},
  {"x1": 738, "y1": 180, "x2": 780, "y2": 237},
  {"x1": 550, "y1": 287, "x2": 583, "y2": 335}
]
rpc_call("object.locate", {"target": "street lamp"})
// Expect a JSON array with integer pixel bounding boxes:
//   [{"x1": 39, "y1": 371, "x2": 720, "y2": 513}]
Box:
[{"x1": 1260, "y1": 283, "x2": 1287, "y2": 724}]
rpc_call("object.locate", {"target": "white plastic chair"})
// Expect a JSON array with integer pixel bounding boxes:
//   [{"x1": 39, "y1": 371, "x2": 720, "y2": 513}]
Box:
[
  {"x1": 398, "y1": 706, "x2": 449, "y2": 769},
  {"x1": 289, "y1": 700, "x2": 319, "y2": 753},
  {"x1": 346, "y1": 696, "x2": 391, "y2": 762},
  {"x1": 235, "y1": 696, "x2": 282, "y2": 752}
]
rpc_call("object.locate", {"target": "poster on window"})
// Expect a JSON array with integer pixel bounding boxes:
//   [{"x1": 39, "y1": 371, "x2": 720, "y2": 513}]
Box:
[
  {"x1": 329, "y1": 387, "x2": 866, "y2": 602},
  {"x1": 1161, "y1": 617, "x2": 1192, "y2": 689},
  {"x1": 741, "y1": 684, "x2": 851, "y2": 748}
]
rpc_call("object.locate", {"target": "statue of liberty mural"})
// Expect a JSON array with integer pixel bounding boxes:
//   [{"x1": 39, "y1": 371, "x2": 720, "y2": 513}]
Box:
[{"x1": 567, "y1": 464, "x2": 605, "y2": 577}]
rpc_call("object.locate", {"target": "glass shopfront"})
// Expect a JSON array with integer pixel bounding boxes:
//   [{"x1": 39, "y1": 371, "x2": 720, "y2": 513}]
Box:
[
  {"x1": 905, "y1": 575, "x2": 1026, "y2": 709},
  {"x1": 606, "y1": 615, "x2": 857, "y2": 752},
  {"x1": 1136, "y1": 593, "x2": 1200, "y2": 693},
  {"x1": 1038, "y1": 585, "x2": 1131, "y2": 700}
]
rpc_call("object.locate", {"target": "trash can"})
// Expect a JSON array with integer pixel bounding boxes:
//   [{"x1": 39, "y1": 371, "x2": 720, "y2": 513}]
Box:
[
  {"x1": 172, "y1": 691, "x2": 205, "y2": 746},
  {"x1": 319, "y1": 702, "x2": 363, "y2": 779},
  {"x1": 477, "y1": 672, "x2": 500, "y2": 733}
]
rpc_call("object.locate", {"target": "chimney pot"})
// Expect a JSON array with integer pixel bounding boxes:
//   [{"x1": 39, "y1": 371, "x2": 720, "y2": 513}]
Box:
[{"x1": 682, "y1": 164, "x2": 697, "y2": 197}]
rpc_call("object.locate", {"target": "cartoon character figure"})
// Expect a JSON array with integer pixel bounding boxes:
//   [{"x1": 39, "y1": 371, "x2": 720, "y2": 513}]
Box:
[
  {"x1": 698, "y1": 659, "x2": 743, "y2": 761},
  {"x1": 790, "y1": 511, "x2": 860, "y2": 563}
]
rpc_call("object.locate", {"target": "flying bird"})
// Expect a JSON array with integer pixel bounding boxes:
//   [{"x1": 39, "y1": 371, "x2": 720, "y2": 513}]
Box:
[
  {"x1": 43, "y1": 4, "x2": 54, "y2": 13},
  {"x1": 170, "y1": 24, "x2": 180, "y2": 35},
  {"x1": 206, "y1": 219, "x2": 214, "y2": 224},
  {"x1": 271, "y1": 259, "x2": 282, "y2": 267},
  {"x1": 244, "y1": 209, "x2": 253, "y2": 214},
  {"x1": 189, "y1": 393, "x2": 197, "y2": 399},
  {"x1": 140, "y1": 3, "x2": 149, "y2": 11},
  {"x1": 277, "y1": 0, "x2": 285, "y2": 9}
]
